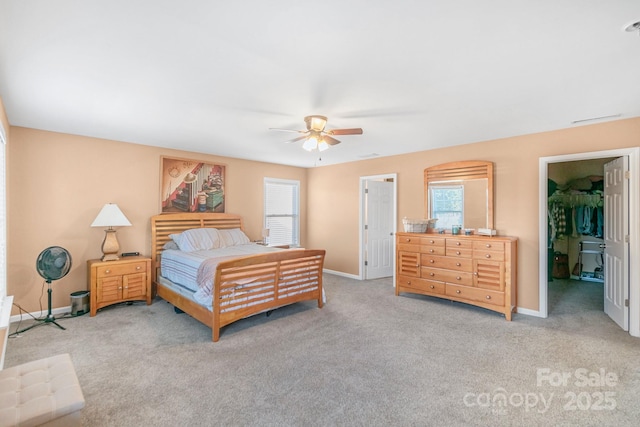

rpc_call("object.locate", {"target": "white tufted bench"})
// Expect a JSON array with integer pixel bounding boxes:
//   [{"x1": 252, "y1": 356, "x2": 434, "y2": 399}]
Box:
[{"x1": 0, "y1": 353, "x2": 85, "y2": 427}]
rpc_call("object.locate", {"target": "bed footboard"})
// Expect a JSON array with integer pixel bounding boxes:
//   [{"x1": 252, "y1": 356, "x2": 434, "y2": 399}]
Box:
[{"x1": 213, "y1": 249, "x2": 325, "y2": 341}]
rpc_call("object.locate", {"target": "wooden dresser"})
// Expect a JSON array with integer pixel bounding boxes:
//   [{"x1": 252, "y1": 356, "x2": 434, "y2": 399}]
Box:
[{"x1": 396, "y1": 232, "x2": 517, "y2": 320}]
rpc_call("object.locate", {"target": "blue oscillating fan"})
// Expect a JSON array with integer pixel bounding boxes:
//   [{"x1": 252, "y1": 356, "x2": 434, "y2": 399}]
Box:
[{"x1": 14, "y1": 246, "x2": 72, "y2": 334}]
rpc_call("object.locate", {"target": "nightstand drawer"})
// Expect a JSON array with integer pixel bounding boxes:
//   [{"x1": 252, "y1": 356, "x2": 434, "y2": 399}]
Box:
[{"x1": 96, "y1": 261, "x2": 147, "y2": 278}]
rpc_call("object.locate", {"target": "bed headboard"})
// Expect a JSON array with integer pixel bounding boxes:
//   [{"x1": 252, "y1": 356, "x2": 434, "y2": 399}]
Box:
[{"x1": 150, "y1": 212, "x2": 244, "y2": 282}]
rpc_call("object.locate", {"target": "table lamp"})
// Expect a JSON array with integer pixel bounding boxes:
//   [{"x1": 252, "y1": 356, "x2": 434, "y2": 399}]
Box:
[{"x1": 91, "y1": 203, "x2": 131, "y2": 261}]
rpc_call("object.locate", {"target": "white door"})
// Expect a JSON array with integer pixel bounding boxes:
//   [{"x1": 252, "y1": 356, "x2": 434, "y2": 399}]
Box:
[
  {"x1": 604, "y1": 156, "x2": 629, "y2": 330},
  {"x1": 365, "y1": 180, "x2": 394, "y2": 279}
]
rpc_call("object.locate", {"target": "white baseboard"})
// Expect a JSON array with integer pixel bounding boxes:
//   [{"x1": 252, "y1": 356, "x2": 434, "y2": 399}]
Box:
[
  {"x1": 9, "y1": 306, "x2": 72, "y2": 324},
  {"x1": 323, "y1": 269, "x2": 360, "y2": 280},
  {"x1": 516, "y1": 306, "x2": 545, "y2": 318}
]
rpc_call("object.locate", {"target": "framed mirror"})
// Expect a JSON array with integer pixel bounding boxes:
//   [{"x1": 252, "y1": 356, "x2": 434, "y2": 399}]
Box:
[{"x1": 424, "y1": 160, "x2": 494, "y2": 230}]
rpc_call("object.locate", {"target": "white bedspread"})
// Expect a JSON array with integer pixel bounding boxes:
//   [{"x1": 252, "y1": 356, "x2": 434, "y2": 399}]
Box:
[{"x1": 161, "y1": 244, "x2": 283, "y2": 304}]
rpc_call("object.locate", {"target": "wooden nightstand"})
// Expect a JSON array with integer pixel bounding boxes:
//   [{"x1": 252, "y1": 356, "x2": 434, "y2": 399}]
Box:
[{"x1": 87, "y1": 256, "x2": 152, "y2": 316}]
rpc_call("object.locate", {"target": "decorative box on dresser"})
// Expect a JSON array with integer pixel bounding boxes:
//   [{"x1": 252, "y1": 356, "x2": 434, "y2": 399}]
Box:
[
  {"x1": 87, "y1": 256, "x2": 152, "y2": 316},
  {"x1": 396, "y1": 232, "x2": 517, "y2": 320}
]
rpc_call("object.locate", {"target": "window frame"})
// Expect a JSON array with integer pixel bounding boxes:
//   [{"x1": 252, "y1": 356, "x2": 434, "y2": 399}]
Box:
[{"x1": 263, "y1": 178, "x2": 300, "y2": 247}]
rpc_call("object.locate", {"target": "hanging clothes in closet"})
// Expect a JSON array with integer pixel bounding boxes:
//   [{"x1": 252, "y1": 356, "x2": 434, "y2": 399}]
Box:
[{"x1": 548, "y1": 176, "x2": 604, "y2": 242}]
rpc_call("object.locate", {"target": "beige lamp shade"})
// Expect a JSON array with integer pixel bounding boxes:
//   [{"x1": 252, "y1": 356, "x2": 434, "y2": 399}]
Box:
[{"x1": 91, "y1": 204, "x2": 131, "y2": 261}]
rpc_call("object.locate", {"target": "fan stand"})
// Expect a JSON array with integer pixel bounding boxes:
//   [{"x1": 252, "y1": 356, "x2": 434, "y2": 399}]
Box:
[{"x1": 13, "y1": 280, "x2": 66, "y2": 335}]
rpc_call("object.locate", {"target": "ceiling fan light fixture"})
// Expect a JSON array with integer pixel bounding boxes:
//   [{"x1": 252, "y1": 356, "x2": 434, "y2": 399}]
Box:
[
  {"x1": 305, "y1": 115, "x2": 327, "y2": 132},
  {"x1": 318, "y1": 140, "x2": 330, "y2": 152},
  {"x1": 302, "y1": 137, "x2": 318, "y2": 151}
]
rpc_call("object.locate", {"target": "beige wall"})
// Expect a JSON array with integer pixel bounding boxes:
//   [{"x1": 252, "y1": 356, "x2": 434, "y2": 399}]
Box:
[
  {"x1": 307, "y1": 118, "x2": 640, "y2": 311},
  {"x1": 5, "y1": 111, "x2": 640, "y2": 316},
  {"x1": 7, "y1": 127, "x2": 307, "y2": 314}
]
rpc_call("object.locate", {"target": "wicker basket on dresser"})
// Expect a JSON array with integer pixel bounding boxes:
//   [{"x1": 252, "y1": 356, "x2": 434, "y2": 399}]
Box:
[{"x1": 396, "y1": 232, "x2": 517, "y2": 320}]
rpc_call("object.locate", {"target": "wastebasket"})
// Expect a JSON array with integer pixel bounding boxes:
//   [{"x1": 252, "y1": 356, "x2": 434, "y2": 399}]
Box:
[{"x1": 70, "y1": 291, "x2": 90, "y2": 316}]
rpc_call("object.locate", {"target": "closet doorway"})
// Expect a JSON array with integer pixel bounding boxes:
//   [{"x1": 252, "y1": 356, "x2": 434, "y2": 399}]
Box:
[{"x1": 538, "y1": 147, "x2": 640, "y2": 337}]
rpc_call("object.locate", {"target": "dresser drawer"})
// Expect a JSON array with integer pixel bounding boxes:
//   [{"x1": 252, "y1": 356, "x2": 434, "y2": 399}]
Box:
[
  {"x1": 420, "y1": 236, "x2": 445, "y2": 247},
  {"x1": 445, "y1": 247, "x2": 473, "y2": 258},
  {"x1": 473, "y1": 249, "x2": 505, "y2": 261},
  {"x1": 397, "y1": 275, "x2": 445, "y2": 295},
  {"x1": 446, "y1": 238, "x2": 472, "y2": 249},
  {"x1": 421, "y1": 254, "x2": 472, "y2": 272},
  {"x1": 421, "y1": 245, "x2": 446, "y2": 256},
  {"x1": 473, "y1": 240, "x2": 504, "y2": 252},
  {"x1": 397, "y1": 235, "x2": 422, "y2": 245},
  {"x1": 422, "y1": 267, "x2": 472, "y2": 286},
  {"x1": 446, "y1": 284, "x2": 505, "y2": 307},
  {"x1": 96, "y1": 261, "x2": 147, "y2": 278}
]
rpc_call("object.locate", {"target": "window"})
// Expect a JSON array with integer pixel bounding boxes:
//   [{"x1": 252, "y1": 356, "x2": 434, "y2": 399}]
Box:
[
  {"x1": 0, "y1": 122, "x2": 5, "y2": 304},
  {"x1": 264, "y1": 178, "x2": 300, "y2": 247},
  {"x1": 430, "y1": 184, "x2": 463, "y2": 229}
]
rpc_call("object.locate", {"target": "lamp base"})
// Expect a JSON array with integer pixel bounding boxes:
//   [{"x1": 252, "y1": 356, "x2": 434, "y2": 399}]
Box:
[{"x1": 101, "y1": 228, "x2": 121, "y2": 262}]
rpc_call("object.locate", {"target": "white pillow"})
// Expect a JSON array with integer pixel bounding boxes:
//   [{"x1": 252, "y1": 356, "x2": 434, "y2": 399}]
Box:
[
  {"x1": 170, "y1": 228, "x2": 222, "y2": 252},
  {"x1": 218, "y1": 228, "x2": 251, "y2": 246}
]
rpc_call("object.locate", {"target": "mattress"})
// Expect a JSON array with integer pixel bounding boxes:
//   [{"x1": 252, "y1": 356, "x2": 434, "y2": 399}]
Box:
[{"x1": 160, "y1": 244, "x2": 283, "y2": 304}]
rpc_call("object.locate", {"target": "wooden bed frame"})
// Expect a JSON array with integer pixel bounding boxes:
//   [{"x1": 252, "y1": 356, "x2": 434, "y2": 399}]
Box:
[{"x1": 150, "y1": 212, "x2": 325, "y2": 341}]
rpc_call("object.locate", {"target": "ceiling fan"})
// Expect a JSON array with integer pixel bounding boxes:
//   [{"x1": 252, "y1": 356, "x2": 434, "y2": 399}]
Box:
[{"x1": 270, "y1": 115, "x2": 363, "y2": 152}]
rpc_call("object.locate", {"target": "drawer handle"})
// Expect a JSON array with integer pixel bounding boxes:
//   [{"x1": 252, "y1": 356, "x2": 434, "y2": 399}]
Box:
[
  {"x1": 456, "y1": 290, "x2": 461, "y2": 294},
  {"x1": 429, "y1": 273, "x2": 435, "y2": 277},
  {"x1": 456, "y1": 276, "x2": 461, "y2": 280},
  {"x1": 118, "y1": 286, "x2": 122, "y2": 290},
  {"x1": 485, "y1": 243, "x2": 491, "y2": 248},
  {"x1": 405, "y1": 238, "x2": 411, "y2": 242},
  {"x1": 456, "y1": 251, "x2": 461, "y2": 255},
  {"x1": 429, "y1": 249, "x2": 435, "y2": 253},
  {"x1": 486, "y1": 295, "x2": 491, "y2": 300},
  {"x1": 430, "y1": 285, "x2": 435, "y2": 289},
  {"x1": 406, "y1": 281, "x2": 411, "y2": 285},
  {"x1": 429, "y1": 240, "x2": 435, "y2": 244},
  {"x1": 105, "y1": 270, "x2": 111, "y2": 274},
  {"x1": 456, "y1": 262, "x2": 461, "y2": 266},
  {"x1": 485, "y1": 254, "x2": 491, "y2": 259},
  {"x1": 456, "y1": 242, "x2": 461, "y2": 246},
  {"x1": 429, "y1": 259, "x2": 435, "y2": 263},
  {"x1": 136, "y1": 266, "x2": 141, "y2": 270}
]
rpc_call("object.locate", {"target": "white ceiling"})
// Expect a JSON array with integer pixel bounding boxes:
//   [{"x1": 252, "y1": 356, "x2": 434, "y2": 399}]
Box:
[{"x1": 1, "y1": 1, "x2": 639, "y2": 168}]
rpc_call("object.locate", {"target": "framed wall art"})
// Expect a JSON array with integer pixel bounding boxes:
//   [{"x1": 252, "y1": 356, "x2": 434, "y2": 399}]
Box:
[{"x1": 160, "y1": 156, "x2": 226, "y2": 213}]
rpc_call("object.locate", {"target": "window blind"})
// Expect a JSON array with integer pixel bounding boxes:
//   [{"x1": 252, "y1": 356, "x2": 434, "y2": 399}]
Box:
[
  {"x1": 0, "y1": 122, "x2": 6, "y2": 304},
  {"x1": 264, "y1": 178, "x2": 299, "y2": 246}
]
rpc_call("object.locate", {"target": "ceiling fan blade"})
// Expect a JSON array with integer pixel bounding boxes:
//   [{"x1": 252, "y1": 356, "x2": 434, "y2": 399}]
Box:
[
  {"x1": 327, "y1": 128, "x2": 363, "y2": 136},
  {"x1": 285, "y1": 135, "x2": 308, "y2": 143},
  {"x1": 323, "y1": 135, "x2": 341, "y2": 145},
  {"x1": 269, "y1": 128, "x2": 307, "y2": 134}
]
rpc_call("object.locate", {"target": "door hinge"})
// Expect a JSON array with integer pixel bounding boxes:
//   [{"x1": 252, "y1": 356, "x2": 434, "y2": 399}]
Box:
[
  {"x1": 624, "y1": 170, "x2": 631, "y2": 179},
  {"x1": 364, "y1": 224, "x2": 368, "y2": 230},
  {"x1": 625, "y1": 235, "x2": 630, "y2": 243},
  {"x1": 625, "y1": 299, "x2": 629, "y2": 307},
  {"x1": 364, "y1": 261, "x2": 368, "y2": 266},
  {"x1": 365, "y1": 188, "x2": 369, "y2": 193}
]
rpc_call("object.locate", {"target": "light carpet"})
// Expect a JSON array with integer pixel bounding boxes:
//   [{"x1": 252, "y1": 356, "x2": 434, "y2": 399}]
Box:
[{"x1": 4, "y1": 275, "x2": 640, "y2": 426}]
